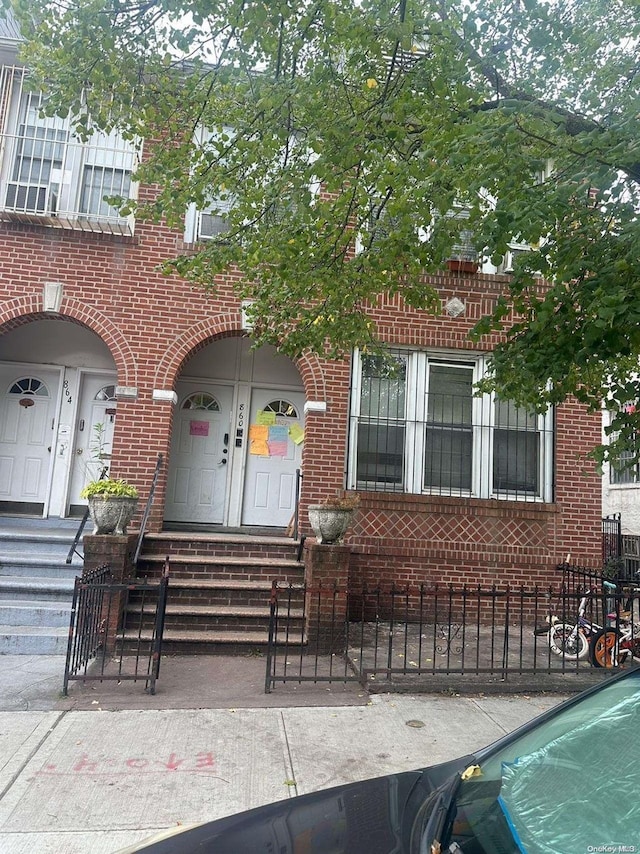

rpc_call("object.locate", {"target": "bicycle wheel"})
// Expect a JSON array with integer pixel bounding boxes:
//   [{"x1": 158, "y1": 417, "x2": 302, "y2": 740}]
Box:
[
  {"x1": 589, "y1": 628, "x2": 620, "y2": 668},
  {"x1": 548, "y1": 623, "x2": 589, "y2": 659}
]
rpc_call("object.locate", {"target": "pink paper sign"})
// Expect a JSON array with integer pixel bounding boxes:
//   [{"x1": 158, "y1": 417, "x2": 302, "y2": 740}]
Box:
[{"x1": 190, "y1": 420, "x2": 209, "y2": 437}]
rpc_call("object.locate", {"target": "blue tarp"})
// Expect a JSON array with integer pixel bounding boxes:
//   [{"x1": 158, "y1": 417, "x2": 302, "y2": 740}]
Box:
[{"x1": 497, "y1": 693, "x2": 640, "y2": 852}]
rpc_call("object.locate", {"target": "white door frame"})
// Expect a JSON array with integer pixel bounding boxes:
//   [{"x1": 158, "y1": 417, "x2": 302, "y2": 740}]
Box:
[
  {"x1": 0, "y1": 361, "x2": 64, "y2": 517},
  {"x1": 62, "y1": 368, "x2": 118, "y2": 516}
]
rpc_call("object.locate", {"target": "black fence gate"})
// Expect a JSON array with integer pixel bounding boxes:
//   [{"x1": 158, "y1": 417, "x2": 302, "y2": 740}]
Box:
[{"x1": 63, "y1": 560, "x2": 169, "y2": 695}]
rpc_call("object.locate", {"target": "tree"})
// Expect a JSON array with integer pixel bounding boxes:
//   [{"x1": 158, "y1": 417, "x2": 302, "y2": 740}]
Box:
[{"x1": 3, "y1": 0, "x2": 640, "y2": 463}]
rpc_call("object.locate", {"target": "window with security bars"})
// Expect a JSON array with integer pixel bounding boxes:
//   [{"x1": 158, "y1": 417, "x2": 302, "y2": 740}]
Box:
[
  {"x1": 0, "y1": 66, "x2": 138, "y2": 234},
  {"x1": 348, "y1": 350, "x2": 554, "y2": 501},
  {"x1": 610, "y1": 450, "x2": 640, "y2": 485},
  {"x1": 608, "y1": 405, "x2": 640, "y2": 485}
]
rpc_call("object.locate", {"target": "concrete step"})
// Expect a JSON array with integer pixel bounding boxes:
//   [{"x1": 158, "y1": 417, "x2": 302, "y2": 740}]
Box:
[
  {"x1": 0, "y1": 624, "x2": 69, "y2": 655},
  {"x1": 0, "y1": 576, "x2": 76, "y2": 601},
  {"x1": 0, "y1": 529, "x2": 78, "y2": 545},
  {"x1": 0, "y1": 599, "x2": 72, "y2": 627},
  {"x1": 0, "y1": 558, "x2": 82, "y2": 578}
]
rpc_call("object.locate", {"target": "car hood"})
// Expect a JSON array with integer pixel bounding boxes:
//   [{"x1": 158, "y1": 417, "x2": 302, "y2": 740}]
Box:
[{"x1": 117, "y1": 754, "x2": 474, "y2": 854}]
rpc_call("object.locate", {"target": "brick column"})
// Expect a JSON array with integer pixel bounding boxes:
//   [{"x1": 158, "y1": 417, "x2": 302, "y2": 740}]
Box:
[
  {"x1": 82, "y1": 534, "x2": 137, "y2": 652},
  {"x1": 304, "y1": 542, "x2": 351, "y2": 654},
  {"x1": 82, "y1": 534, "x2": 137, "y2": 581}
]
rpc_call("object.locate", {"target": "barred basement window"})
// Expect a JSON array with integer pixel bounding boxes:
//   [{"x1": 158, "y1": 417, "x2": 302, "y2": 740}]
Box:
[{"x1": 348, "y1": 350, "x2": 553, "y2": 502}]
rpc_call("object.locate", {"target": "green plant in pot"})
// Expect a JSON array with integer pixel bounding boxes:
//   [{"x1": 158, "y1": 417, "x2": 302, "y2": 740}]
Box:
[
  {"x1": 81, "y1": 478, "x2": 139, "y2": 535},
  {"x1": 308, "y1": 493, "x2": 360, "y2": 545}
]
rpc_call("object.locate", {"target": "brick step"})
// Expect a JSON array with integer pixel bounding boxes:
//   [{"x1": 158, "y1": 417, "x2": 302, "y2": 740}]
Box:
[
  {"x1": 138, "y1": 556, "x2": 303, "y2": 582},
  {"x1": 119, "y1": 627, "x2": 305, "y2": 655},
  {"x1": 128, "y1": 603, "x2": 303, "y2": 619},
  {"x1": 140, "y1": 532, "x2": 301, "y2": 562},
  {"x1": 131, "y1": 578, "x2": 304, "y2": 593},
  {"x1": 126, "y1": 602, "x2": 303, "y2": 633},
  {"x1": 132, "y1": 579, "x2": 305, "y2": 605},
  {"x1": 140, "y1": 553, "x2": 301, "y2": 568}
]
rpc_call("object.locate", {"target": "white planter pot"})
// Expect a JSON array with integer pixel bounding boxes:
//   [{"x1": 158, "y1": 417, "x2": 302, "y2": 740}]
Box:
[
  {"x1": 88, "y1": 496, "x2": 138, "y2": 535},
  {"x1": 308, "y1": 505, "x2": 355, "y2": 544}
]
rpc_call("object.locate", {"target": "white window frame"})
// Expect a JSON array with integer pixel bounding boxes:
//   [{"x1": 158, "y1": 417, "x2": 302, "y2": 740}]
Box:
[
  {"x1": 348, "y1": 349, "x2": 554, "y2": 502},
  {"x1": 183, "y1": 125, "x2": 237, "y2": 243},
  {"x1": 0, "y1": 65, "x2": 139, "y2": 234}
]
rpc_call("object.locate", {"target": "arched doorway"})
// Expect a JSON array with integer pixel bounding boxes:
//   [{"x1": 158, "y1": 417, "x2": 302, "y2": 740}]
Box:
[
  {"x1": 0, "y1": 318, "x2": 116, "y2": 516},
  {"x1": 165, "y1": 337, "x2": 305, "y2": 529}
]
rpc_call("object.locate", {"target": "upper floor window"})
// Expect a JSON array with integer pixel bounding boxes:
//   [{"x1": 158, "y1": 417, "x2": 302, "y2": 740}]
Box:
[
  {"x1": 348, "y1": 349, "x2": 554, "y2": 502},
  {"x1": 183, "y1": 125, "x2": 235, "y2": 244},
  {"x1": 608, "y1": 404, "x2": 640, "y2": 485},
  {"x1": 0, "y1": 66, "x2": 138, "y2": 235},
  {"x1": 610, "y1": 450, "x2": 640, "y2": 485}
]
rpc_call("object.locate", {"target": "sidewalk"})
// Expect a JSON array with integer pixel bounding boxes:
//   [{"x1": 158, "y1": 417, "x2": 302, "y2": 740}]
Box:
[{"x1": 0, "y1": 654, "x2": 569, "y2": 854}]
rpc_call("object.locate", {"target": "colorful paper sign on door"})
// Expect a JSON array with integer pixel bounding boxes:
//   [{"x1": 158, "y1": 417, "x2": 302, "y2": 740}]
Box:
[
  {"x1": 249, "y1": 424, "x2": 269, "y2": 455},
  {"x1": 289, "y1": 423, "x2": 304, "y2": 445},
  {"x1": 256, "y1": 410, "x2": 276, "y2": 426}
]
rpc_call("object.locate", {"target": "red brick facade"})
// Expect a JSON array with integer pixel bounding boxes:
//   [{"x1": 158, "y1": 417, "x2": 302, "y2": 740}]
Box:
[{"x1": 0, "y1": 211, "x2": 603, "y2": 588}]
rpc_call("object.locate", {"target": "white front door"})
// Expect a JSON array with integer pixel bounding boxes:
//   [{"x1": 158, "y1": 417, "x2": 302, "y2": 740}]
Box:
[
  {"x1": 0, "y1": 369, "x2": 60, "y2": 509},
  {"x1": 165, "y1": 384, "x2": 232, "y2": 523},
  {"x1": 242, "y1": 390, "x2": 305, "y2": 527},
  {"x1": 68, "y1": 374, "x2": 118, "y2": 508}
]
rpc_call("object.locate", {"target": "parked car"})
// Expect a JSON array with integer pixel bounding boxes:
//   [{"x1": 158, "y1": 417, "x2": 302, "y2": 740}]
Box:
[{"x1": 120, "y1": 667, "x2": 640, "y2": 853}]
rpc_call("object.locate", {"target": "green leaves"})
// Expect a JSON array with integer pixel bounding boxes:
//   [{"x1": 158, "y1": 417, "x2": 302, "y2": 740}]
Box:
[{"x1": 5, "y1": 0, "x2": 640, "y2": 464}]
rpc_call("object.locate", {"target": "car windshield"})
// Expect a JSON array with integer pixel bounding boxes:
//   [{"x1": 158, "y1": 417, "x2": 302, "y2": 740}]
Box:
[{"x1": 444, "y1": 668, "x2": 640, "y2": 853}]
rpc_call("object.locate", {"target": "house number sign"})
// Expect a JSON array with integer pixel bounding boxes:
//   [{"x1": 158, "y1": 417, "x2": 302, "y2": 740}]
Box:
[{"x1": 236, "y1": 402, "x2": 245, "y2": 447}]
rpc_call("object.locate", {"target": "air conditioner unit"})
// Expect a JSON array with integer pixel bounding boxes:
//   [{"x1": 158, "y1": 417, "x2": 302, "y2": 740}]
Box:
[
  {"x1": 3, "y1": 182, "x2": 53, "y2": 215},
  {"x1": 198, "y1": 211, "x2": 230, "y2": 240},
  {"x1": 500, "y1": 245, "x2": 528, "y2": 273}
]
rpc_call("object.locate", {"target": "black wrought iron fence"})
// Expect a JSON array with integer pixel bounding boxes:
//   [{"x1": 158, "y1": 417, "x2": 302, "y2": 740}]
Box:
[
  {"x1": 63, "y1": 559, "x2": 169, "y2": 696},
  {"x1": 265, "y1": 577, "x2": 637, "y2": 692},
  {"x1": 602, "y1": 513, "x2": 622, "y2": 564}
]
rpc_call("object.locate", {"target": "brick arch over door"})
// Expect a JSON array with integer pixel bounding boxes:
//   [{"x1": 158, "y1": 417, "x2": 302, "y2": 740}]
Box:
[
  {"x1": 0, "y1": 297, "x2": 138, "y2": 388},
  {"x1": 152, "y1": 313, "x2": 327, "y2": 403}
]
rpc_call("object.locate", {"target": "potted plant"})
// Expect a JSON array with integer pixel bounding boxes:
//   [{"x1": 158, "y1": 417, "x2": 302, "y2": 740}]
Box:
[
  {"x1": 446, "y1": 228, "x2": 479, "y2": 274},
  {"x1": 81, "y1": 478, "x2": 139, "y2": 535},
  {"x1": 308, "y1": 493, "x2": 360, "y2": 544}
]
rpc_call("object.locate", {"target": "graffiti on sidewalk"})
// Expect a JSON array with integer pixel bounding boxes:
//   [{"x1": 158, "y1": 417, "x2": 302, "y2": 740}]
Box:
[{"x1": 38, "y1": 751, "x2": 217, "y2": 776}]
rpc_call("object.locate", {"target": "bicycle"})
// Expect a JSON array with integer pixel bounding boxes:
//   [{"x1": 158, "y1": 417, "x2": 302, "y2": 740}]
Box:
[
  {"x1": 590, "y1": 585, "x2": 640, "y2": 668},
  {"x1": 546, "y1": 590, "x2": 600, "y2": 659}
]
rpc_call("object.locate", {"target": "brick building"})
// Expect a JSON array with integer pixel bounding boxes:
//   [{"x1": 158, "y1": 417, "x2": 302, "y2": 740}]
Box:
[{"x1": 0, "y1": 18, "x2": 602, "y2": 593}]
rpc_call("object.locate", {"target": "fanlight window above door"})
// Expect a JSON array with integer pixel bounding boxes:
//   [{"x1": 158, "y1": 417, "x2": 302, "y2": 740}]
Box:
[
  {"x1": 182, "y1": 392, "x2": 221, "y2": 411},
  {"x1": 95, "y1": 385, "x2": 117, "y2": 402},
  {"x1": 264, "y1": 400, "x2": 299, "y2": 418},
  {"x1": 9, "y1": 377, "x2": 49, "y2": 396}
]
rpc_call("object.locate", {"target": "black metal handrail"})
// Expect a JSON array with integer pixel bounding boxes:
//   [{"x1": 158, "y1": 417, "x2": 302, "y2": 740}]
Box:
[
  {"x1": 133, "y1": 453, "x2": 163, "y2": 566},
  {"x1": 66, "y1": 465, "x2": 109, "y2": 564}
]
